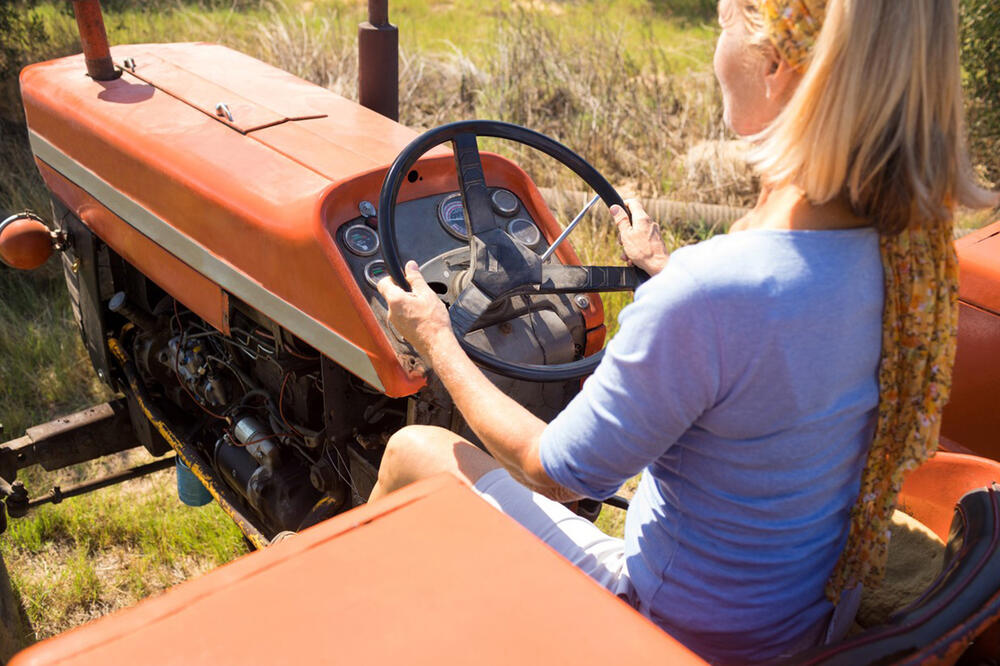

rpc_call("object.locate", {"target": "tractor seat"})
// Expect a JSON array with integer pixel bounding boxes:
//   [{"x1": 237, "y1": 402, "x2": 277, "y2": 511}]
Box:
[{"x1": 790, "y1": 483, "x2": 1000, "y2": 665}]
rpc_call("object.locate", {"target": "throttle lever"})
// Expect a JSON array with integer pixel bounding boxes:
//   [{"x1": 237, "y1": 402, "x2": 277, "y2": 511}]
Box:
[{"x1": 540, "y1": 194, "x2": 601, "y2": 262}]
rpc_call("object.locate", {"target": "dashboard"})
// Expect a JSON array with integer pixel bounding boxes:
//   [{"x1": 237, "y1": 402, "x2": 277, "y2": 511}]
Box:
[
  {"x1": 332, "y1": 187, "x2": 594, "y2": 423},
  {"x1": 335, "y1": 188, "x2": 550, "y2": 305}
]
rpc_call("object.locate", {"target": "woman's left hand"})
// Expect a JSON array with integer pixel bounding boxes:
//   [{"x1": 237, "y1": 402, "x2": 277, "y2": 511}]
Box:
[
  {"x1": 613, "y1": 198, "x2": 670, "y2": 276},
  {"x1": 377, "y1": 261, "x2": 454, "y2": 361}
]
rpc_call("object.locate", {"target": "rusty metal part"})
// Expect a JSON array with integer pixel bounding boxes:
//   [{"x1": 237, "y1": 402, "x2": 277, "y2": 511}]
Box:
[
  {"x1": 0, "y1": 400, "x2": 138, "y2": 482},
  {"x1": 358, "y1": 0, "x2": 398, "y2": 121},
  {"x1": 24, "y1": 456, "x2": 177, "y2": 510},
  {"x1": 538, "y1": 187, "x2": 750, "y2": 231},
  {"x1": 107, "y1": 337, "x2": 271, "y2": 548},
  {"x1": 70, "y1": 1, "x2": 120, "y2": 81},
  {"x1": 0, "y1": 481, "x2": 28, "y2": 519}
]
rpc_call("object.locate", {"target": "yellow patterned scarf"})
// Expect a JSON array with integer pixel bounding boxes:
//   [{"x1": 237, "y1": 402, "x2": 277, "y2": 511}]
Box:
[
  {"x1": 756, "y1": 0, "x2": 961, "y2": 603},
  {"x1": 825, "y1": 224, "x2": 959, "y2": 600}
]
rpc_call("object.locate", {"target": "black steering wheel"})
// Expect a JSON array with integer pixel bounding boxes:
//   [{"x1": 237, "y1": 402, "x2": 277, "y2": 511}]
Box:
[{"x1": 377, "y1": 120, "x2": 646, "y2": 382}]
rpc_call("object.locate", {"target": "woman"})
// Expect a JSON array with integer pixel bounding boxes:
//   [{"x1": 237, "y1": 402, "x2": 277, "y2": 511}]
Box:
[{"x1": 372, "y1": 0, "x2": 997, "y2": 661}]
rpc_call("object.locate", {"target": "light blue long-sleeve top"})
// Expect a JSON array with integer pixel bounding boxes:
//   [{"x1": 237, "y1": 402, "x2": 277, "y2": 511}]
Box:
[{"x1": 539, "y1": 228, "x2": 883, "y2": 663}]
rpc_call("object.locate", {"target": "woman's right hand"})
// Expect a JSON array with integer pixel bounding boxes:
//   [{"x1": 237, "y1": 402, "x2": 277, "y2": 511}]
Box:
[{"x1": 612, "y1": 199, "x2": 670, "y2": 276}]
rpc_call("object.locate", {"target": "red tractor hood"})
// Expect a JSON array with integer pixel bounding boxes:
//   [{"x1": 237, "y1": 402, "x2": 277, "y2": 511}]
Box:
[{"x1": 20, "y1": 43, "x2": 561, "y2": 396}]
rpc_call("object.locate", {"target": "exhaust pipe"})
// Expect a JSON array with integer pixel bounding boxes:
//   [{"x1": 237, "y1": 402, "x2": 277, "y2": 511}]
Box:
[
  {"x1": 71, "y1": 0, "x2": 120, "y2": 81},
  {"x1": 358, "y1": 0, "x2": 399, "y2": 121}
]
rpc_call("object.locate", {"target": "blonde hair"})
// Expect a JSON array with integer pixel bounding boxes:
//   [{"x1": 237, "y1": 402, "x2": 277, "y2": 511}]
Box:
[{"x1": 745, "y1": 0, "x2": 997, "y2": 234}]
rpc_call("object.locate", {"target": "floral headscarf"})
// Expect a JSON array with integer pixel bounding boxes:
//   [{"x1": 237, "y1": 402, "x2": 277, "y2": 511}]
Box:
[
  {"x1": 755, "y1": 0, "x2": 961, "y2": 603},
  {"x1": 759, "y1": 0, "x2": 826, "y2": 70}
]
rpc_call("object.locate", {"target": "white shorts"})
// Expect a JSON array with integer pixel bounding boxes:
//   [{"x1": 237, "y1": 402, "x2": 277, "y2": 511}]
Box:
[
  {"x1": 471, "y1": 468, "x2": 861, "y2": 656},
  {"x1": 472, "y1": 468, "x2": 636, "y2": 604}
]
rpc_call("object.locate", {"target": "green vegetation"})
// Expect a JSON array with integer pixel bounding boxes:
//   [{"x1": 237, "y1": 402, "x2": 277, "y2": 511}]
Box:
[
  {"x1": 2, "y1": 452, "x2": 245, "y2": 642},
  {"x1": 962, "y1": 0, "x2": 1000, "y2": 183},
  {"x1": 0, "y1": 259, "x2": 246, "y2": 648},
  {"x1": 0, "y1": 266, "x2": 105, "y2": 440}
]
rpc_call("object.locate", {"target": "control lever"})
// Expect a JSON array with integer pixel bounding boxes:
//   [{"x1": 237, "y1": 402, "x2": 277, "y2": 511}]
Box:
[{"x1": 539, "y1": 194, "x2": 601, "y2": 262}]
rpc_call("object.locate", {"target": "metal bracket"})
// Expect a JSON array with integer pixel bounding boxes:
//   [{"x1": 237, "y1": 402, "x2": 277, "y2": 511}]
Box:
[{"x1": 0, "y1": 399, "x2": 138, "y2": 482}]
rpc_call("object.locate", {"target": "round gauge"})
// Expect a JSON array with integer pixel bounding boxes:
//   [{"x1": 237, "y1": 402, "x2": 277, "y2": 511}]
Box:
[
  {"x1": 365, "y1": 260, "x2": 389, "y2": 288},
  {"x1": 507, "y1": 218, "x2": 541, "y2": 247},
  {"x1": 437, "y1": 193, "x2": 469, "y2": 240},
  {"x1": 491, "y1": 189, "x2": 520, "y2": 216},
  {"x1": 343, "y1": 224, "x2": 379, "y2": 257}
]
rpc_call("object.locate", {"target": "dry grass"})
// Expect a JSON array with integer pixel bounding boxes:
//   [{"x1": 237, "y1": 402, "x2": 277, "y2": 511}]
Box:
[
  {"x1": 243, "y1": 3, "x2": 739, "y2": 205},
  {"x1": 1, "y1": 449, "x2": 246, "y2": 645}
]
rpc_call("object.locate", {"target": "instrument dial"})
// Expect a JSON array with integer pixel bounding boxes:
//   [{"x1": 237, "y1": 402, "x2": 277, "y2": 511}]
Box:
[
  {"x1": 437, "y1": 193, "x2": 469, "y2": 240},
  {"x1": 507, "y1": 218, "x2": 541, "y2": 247},
  {"x1": 491, "y1": 189, "x2": 520, "y2": 216},
  {"x1": 343, "y1": 224, "x2": 379, "y2": 256},
  {"x1": 365, "y1": 260, "x2": 389, "y2": 288}
]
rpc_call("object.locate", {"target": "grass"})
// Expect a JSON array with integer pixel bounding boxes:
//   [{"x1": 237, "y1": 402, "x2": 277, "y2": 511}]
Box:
[
  {"x1": 0, "y1": 0, "x2": 997, "y2": 652},
  {"x1": 0, "y1": 265, "x2": 106, "y2": 440},
  {"x1": 1, "y1": 451, "x2": 245, "y2": 643}
]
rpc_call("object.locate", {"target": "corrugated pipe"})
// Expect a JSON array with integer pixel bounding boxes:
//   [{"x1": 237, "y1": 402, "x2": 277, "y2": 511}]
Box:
[{"x1": 539, "y1": 188, "x2": 749, "y2": 232}]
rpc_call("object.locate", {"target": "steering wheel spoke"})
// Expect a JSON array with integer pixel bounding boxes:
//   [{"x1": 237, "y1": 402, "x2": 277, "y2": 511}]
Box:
[
  {"x1": 452, "y1": 133, "x2": 498, "y2": 236},
  {"x1": 537, "y1": 265, "x2": 646, "y2": 295},
  {"x1": 448, "y1": 282, "x2": 494, "y2": 337}
]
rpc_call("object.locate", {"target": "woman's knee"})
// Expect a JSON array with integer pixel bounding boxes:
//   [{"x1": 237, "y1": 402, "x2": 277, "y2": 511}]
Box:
[
  {"x1": 378, "y1": 424, "x2": 501, "y2": 491},
  {"x1": 378, "y1": 425, "x2": 453, "y2": 490}
]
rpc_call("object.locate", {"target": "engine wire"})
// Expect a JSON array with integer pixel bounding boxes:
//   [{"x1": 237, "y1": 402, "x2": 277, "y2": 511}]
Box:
[
  {"x1": 167, "y1": 304, "x2": 364, "y2": 501},
  {"x1": 206, "y1": 354, "x2": 248, "y2": 391},
  {"x1": 327, "y1": 445, "x2": 365, "y2": 502},
  {"x1": 278, "y1": 371, "x2": 305, "y2": 439},
  {"x1": 172, "y1": 299, "x2": 229, "y2": 422}
]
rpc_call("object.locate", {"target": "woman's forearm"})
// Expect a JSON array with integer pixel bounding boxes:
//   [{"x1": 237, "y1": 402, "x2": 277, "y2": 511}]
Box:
[
  {"x1": 422, "y1": 331, "x2": 580, "y2": 501},
  {"x1": 376, "y1": 261, "x2": 579, "y2": 500}
]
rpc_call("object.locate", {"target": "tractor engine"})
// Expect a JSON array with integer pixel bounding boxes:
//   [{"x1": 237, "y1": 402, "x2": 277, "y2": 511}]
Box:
[
  {"x1": 127, "y1": 305, "x2": 340, "y2": 533},
  {"x1": 122, "y1": 292, "x2": 413, "y2": 535},
  {"x1": 54, "y1": 202, "x2": 407, "y2": 536}
]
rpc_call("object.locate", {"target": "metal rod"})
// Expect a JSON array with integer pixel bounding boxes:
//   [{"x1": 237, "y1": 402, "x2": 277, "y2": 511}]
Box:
[
  {"x1": 26, "y1": 457, "x2": 177, "y2": 509},
  {"x1": 0, "y1": 399, "x2": 138, "y2": 481},
  {"x1": 540, "y1": 194, "x2": 601, "y2": 262},
  {"x1": 108, "y1": 338, "x2": 271, "y2": 549},
  {"x1": 70, "y1": 1, "x2": 120, "y2": 81},
  {"x1": 369, "y1": 0, "x2": 389, "y2": 25}
]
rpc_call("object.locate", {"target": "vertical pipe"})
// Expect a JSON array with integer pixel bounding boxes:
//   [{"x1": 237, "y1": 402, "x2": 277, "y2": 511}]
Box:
[
  {"x1": 368, "y1": 0, "x2": 388, "y2": 25},
  {"x1": 71, "y1": 0, "x2": 119, "y2": 81},
  {"x1": 358, "y1": 0, "x2": 399, "y2": 121}
]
